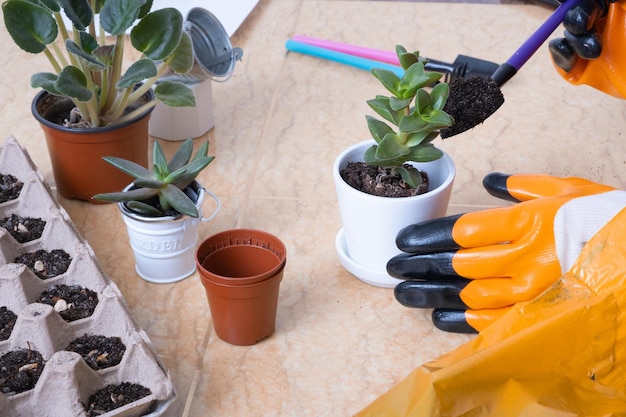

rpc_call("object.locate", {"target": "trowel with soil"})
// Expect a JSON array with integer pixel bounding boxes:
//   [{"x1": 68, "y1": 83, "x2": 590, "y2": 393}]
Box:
[
  {"x1": 285, "y1": 0, "x2": 579, "y2": 138},
  {"x1": 441, "y1": 0, "x2": 579, "y2": 138}
]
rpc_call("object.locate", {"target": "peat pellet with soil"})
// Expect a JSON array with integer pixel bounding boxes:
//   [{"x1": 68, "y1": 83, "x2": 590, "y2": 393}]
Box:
[
  {"x1": 0, "y1": 306, "x2": 17, "y2": 341},
  {"x1": 0, "y1": 173, "x2": 23, "y2": 203},
  {"x1": 85, "y1": 382, "x2": 152, "y2": 417},
  {"x1": 66, "y1": 334, "x2": 126, "y2": 370},
  {"x1": 37, "y1": 284, "x2": 99, "y2": 322},
  {"x1": 14, "y1": 249, "x2": 72, "y2": 279},
  {"x1": 0, "y1": 348, "x2": 46, "y2": 394},
  {"x1": 0, "y1": 214, "x2": 46, "y2": 243}
]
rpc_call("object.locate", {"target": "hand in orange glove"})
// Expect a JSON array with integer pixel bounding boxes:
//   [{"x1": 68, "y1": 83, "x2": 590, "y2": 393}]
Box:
[
  {"x1": 548, "y1": 0, "x2": 626, "y2": 98},
  {"x1": 388, "y1": 173, "x2": 625, "y2": 333},
  {"x1": 358, "y1": 206, "x2": 626, "y2": 417}
]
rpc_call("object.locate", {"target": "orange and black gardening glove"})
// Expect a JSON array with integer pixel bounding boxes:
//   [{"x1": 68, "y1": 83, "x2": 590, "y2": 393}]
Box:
[
  {"x1": 356, "y1": 207, "x2": 626, "y2": 417},
  {"x1": 549, "y1": 0, "x2": 626, "y2": 98},
  {"x1": 388, "y1": 172, "x2": 626, "y2": 333}
]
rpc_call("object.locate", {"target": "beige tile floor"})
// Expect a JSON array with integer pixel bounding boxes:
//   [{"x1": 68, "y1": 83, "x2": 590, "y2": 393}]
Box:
[{"x1": 1, "y1": 0, "x2": 626, "y2": 416}]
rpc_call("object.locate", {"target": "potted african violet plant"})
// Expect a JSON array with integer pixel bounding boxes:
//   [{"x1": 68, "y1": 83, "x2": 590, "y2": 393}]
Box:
[
  {"x1": 92, "y1": 138, "x2": 220, "y2": 284},
  {"x1": 2, "y1": 0, "x2": 196, "y2": 201},
  {"x1": 334, "y1": 45, "x2": 456, "y2": 288}
]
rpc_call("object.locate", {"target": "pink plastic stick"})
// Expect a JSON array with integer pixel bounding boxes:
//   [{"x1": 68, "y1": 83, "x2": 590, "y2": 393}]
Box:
[{"x1": 291, "y1": 35, "x2": 400, "y2": 65}]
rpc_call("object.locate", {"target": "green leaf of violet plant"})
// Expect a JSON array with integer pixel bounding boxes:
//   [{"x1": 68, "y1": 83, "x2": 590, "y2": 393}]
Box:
[{"x1": 1, "y1": 0, "x2": 196, "y2": 128}]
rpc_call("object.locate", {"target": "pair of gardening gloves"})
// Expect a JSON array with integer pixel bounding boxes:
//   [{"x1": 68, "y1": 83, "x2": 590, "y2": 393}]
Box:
[
  {"x1": 549, "y1": 0, "x2": 626, "y2": 98},
  {"x1": 354, "y1": 173, "x2": 626, "y2": 416}
]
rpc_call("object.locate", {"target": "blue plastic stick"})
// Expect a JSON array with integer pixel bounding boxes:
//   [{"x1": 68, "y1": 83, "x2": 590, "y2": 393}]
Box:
[{"x1": 285, "y1": 39, "x2": 404, "y2": 77}]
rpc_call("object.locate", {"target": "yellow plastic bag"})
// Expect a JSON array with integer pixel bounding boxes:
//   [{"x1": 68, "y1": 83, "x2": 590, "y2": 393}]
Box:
[{"x1": 356, "y1": 208, "x2": 626, "y2": 417}]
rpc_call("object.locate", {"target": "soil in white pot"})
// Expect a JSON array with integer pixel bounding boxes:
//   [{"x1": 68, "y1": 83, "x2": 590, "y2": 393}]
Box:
[{"x1": 340, "y1": 162, "x2": 429, "y2": 197}]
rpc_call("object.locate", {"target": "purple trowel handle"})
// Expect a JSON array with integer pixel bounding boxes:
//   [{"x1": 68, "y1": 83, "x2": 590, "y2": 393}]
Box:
[
  {"x1": 491, "y1": 0, "x2": 579, "y2": 86},
  {"x1": 509, "y1": 0, "x2": 579, "y2": 69}
]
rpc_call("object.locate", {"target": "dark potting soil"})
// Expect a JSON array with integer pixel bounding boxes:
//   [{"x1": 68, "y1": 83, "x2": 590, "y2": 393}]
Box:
[
  {"x1": 66, "y1": 334, "x2": 126, "y2": 371},
  {"x1": 0, "y1": 306, "x2": 17, "y2": 341},
  {"x1": 37, "y1": 284, "x2": 99, "y2": 322},
  {"x1": 14, "y1": 249, "x2": 72, "y2": 279},
  {"x1": 85, "y1": 382, "x2": 152, "y2": 417},
  {"x1": 0, "y1": 173, "x2": 23, "y2": 203},
  {"x1": 340, "y1": 162, "x2": 429, "y2": 197},
  {"x1": 440, "y1": 76, "x2": 505, "y2": 138},
  {"x1": 37, "y1": 89, "x2": 152, "y2": 128},
  {"x1": 0, "y1": 214, "x2": 46, "y2": 243},
  {"x1": 0, "y1": 348, "x2": 46, "y2": 394}
]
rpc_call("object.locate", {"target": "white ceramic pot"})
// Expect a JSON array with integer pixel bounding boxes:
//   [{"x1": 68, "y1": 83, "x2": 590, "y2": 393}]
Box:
[
  {"x1": 333, "y1": 140, "x2": 456, "y2": 288},
  {"x1": 119, "y1": 182, "x2": 221, "y2": 284}
]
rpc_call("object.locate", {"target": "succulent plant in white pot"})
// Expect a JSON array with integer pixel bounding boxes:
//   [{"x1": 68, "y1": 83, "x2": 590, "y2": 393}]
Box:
[{"x1": 334, "y1": 45, "x2": 457, "y2": 288}]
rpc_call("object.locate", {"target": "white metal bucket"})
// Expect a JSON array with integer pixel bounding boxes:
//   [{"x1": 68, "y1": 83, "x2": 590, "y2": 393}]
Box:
[{"x1": 119, "y1": 185, "x2": 221, "y2": 283}]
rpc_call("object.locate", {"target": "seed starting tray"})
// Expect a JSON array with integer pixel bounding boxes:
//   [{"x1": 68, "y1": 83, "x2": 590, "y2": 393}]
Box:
[{"x1": 0, "y1": 136, "x2": 176, "y2": 416}]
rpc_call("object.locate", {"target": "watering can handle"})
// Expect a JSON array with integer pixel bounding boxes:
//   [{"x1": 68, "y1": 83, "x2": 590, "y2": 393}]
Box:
[
  {"x1": 201, "y1": 189, "x2": 221, "y2": 222},
  {"x1": 212, "y1": 47, "x2": 244, "y2": 83}
]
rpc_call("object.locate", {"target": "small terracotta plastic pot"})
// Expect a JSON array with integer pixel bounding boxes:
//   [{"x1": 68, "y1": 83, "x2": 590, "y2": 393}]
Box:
[{"x1": 196, "y1": 229, "x2": 287, "y2": 346}]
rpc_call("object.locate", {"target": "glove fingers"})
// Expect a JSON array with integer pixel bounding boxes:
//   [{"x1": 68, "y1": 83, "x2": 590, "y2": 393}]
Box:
[
  {"x1": 390, "y1": 213, "x2": 537, "y2": 280},
  {"x1": 387, "y1": 251, "x2": 459, "y2": 280},
  {"x1": 484, "y1": 172, "x2": 586, "y2": 201},
  {"x1": 564, "y1": 0, "x2": 609, "y2": 35},
  {"x1": 432, "y1": 307, "x2": 509, "y2": 333},
  {"x1": 549, "y1": 37, "x2": 578, "y2": 72},
  {"x1": 460, "y1": 276, "x2": 553, "y2": 310},
  {"x1": 388, "y1": 244, "x2": 523, "y2": 281},
  {"x1": 564, "y1": 29, "x2": 603, "y2": 59},
  {"x1": 488, "y1": 173, "x2": 611, "y2": 201},
  {"x1": 394, "y1": 278, "x2": 469, "y2": 309},
  {"x1": 481, "y1": 172, "x2": 519, "y2": 202},
  {"x1": 398, "y1": 174, "x2": 613, "y2": 254},
  {"x1": 395, "y1": 214, "x2": 462, "y2": 254},
  {"x1": 396, "y1": 208, "x2": 527, "y2": 254},
  {"x1": 451, "y1": 207, "x2": 529, "y2": 249},
  {"x1": 431, "y1": 309, "x2": 476, "y2": 333}
]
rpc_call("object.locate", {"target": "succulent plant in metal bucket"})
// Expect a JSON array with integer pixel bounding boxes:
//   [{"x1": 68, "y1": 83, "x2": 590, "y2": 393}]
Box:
[{"x1": 92, "y1": 138, "x2": 214, "y2": 217}]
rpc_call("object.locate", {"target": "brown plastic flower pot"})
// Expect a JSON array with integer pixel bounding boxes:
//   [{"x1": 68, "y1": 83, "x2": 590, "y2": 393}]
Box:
[
  {"x1": 32, "y1": 90, "x2": 153, "y2": 202},
  {"x1": 196, "y1": 229, "x2": 287, "y2": 346}
]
